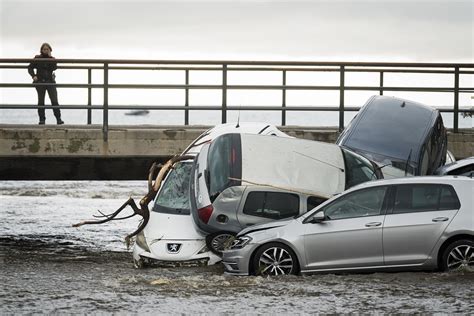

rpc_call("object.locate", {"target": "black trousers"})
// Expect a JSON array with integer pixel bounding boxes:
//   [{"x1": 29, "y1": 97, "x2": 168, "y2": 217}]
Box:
[{"x1": 35, "y1": 82, "x2": 61, "y2": 120}]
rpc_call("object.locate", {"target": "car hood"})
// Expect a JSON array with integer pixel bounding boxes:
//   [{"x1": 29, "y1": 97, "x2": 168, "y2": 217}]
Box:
[
  {"x1": 144, "y1": 211, "x2": 206, "y2": 240},
  {"x1": 237, "y1": 218, "x2": 295, "y2": 237}
]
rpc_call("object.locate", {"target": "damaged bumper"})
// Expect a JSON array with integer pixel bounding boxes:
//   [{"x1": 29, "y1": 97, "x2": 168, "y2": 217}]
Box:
[
  {"x1": 222, "y1": 245, "x2": 258, "y2": 276},
  {"x1": 133, "y1": 239, "x2": 221, "y2": 267}
]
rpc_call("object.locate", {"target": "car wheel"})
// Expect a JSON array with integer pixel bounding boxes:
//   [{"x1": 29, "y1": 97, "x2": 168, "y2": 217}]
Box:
[
  {"x1": 206, "y1": 231, "x2": 237, "y2": 256},
  {"x1": 252, "y1": 242, "x2": 299, "y2": 276},
  {"x1": 440, "y1": 239, "x2": 474, "y2": 272}
]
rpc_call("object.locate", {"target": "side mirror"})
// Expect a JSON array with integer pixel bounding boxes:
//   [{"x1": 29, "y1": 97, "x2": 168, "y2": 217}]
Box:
[{"x1": 308, "y1": 211, "x2": 325, "y2": 223}]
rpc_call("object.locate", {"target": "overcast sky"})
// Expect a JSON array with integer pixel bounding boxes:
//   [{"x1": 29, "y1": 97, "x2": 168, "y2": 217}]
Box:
[{"x1": 1, "y1": 0, "x2": 472, "y2": 62}]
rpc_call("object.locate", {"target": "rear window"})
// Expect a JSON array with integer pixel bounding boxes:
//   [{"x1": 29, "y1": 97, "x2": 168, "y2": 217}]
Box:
[
  {"x1": 393, "y1": 184, "x2": 461, "y2": 214},
  {"x1": 243, "y1": 191, "x2": 299, "y2": 220},
  {"x1": 152, "y1": 162, "x2": 192, "y2": 215},
  {"x1": 207, "y1": 134, "x2": 242, "y2": 201}
]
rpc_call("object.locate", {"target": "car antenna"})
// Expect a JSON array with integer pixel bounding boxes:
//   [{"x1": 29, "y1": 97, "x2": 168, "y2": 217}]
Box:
[{"x1": 404, "y1": 148, "x2": 413, "y2": 176}]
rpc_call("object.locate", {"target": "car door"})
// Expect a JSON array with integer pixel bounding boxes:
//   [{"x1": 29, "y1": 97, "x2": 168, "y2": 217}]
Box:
[
  {"x1": 302, "y1": 186, "x2": 388, "y2": 271},
  {"x1": 383, "y1": 184, "x2": 461, "y2": 265}
]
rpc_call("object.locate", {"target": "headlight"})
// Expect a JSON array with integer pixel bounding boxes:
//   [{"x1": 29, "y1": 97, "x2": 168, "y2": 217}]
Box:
[
  {"x1": 136, "y1": 230, "x2": 150, "y2": 252},
  {"x1": 230, "y1": 236, "x2": 252, "y2": 249}
]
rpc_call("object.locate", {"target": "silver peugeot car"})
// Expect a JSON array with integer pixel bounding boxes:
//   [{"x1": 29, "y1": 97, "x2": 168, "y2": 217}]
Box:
[{"x1": 223, "y1": 176, "x2": 473, "y2": 276}]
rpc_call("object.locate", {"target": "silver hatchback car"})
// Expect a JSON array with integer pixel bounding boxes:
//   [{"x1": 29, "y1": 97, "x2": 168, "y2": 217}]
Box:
[{"x1": 223, "y1": 176, "x2": 473, "y2": 276}]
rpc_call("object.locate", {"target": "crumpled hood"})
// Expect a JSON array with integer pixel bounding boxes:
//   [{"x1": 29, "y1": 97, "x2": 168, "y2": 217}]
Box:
[{"x1": 237, "y1": 218, "x2": 295, "y2": 237}]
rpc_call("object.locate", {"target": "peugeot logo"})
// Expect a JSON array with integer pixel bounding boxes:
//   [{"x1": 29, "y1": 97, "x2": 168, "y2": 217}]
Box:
[{"x1": 167, "y1": 243, "x2": 182, "y2": 253}]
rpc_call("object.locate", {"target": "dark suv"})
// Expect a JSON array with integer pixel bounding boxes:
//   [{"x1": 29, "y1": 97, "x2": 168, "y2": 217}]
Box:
[{"x1": 337, "y1": 95, "x2": 447, "y2": 175}]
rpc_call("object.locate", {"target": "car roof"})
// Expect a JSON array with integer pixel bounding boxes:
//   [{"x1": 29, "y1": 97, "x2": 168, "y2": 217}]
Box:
[
  {"x1": 338, "y1": 95, "x2": 439, "y2": 163},
  {"x1": 349, "y1": 175, "x2": 472, "y2": 191},
  {"x1": 183, "y1": 122, "x2": 289, "y2": 155}
]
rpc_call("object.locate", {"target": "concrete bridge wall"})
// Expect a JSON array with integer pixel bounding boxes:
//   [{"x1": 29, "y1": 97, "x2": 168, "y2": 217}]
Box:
[{"x1": 0, "y1": 125, "x2": 472, "y2": 180}]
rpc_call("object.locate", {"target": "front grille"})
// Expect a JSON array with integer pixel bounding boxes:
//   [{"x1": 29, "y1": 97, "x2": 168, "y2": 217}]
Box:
[{"x1": 140, "y1": 255, "x2": 209, "y2": 267}]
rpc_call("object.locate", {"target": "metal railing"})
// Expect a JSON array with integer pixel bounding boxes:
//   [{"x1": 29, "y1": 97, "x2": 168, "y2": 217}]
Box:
[{"x1": 1, "y1": 59, "x2": 473, "y2": 141}]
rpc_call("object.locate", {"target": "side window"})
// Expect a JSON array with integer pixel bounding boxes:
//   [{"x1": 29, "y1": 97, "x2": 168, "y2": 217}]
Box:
[
  {"x1": 321, "y1": 187, "x2": 387, "y2": 220},
  {"x1": 243, "y1": 191, "x2": 299, "y2": 220},
  {"x1": 393, "y1": 184, "x2": 460, "y2": 214},
  {"x1": 307, "y1": 196, "x2": 327, "y2": 211}
]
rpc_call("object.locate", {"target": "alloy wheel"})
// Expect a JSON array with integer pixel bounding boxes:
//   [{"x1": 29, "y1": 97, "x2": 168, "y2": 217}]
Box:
[
  {"x1": 211, "y1": 233, "x2": 235, "y2": 252},
  {"x1": 258, "y1": 247, "x2": 294, "y2": 276},
  {"x1": 447, "y1": 245, "x2": 473, "y2": 271}
]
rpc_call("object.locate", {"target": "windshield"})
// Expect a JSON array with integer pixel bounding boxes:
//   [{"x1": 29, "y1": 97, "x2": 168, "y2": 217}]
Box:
[
  {"x1": 207, "y1": 134, "x2": 242, "y2": 201},
  {"x1": 341, "y1": 148, "x2": 378, "y2": 189},
  {"x1": 152, "y1": 161, "x2": 193, "y2": 215}
]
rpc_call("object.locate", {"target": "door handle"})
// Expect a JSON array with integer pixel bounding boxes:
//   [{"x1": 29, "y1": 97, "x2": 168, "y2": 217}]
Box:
[
  {"x1": 432, "y1": 217, "x2": 449, "y2": 222},
  {"x1": 365, "y1": 222, "x2": 382, "y2": 227}
]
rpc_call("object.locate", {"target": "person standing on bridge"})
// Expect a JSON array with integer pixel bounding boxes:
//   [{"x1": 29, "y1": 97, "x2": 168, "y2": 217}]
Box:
[{"x1": 28, "y1": 43, "x2": 64, "y2": 125}]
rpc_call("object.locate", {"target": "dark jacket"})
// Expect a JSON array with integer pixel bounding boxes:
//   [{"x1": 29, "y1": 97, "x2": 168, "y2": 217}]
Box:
[{"x1": 28, "y1": 54, "x2": 57, "y2": 82}]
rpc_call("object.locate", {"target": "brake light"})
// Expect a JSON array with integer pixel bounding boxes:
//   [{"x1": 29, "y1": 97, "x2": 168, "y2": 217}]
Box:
[{"x1": 198, "y1": 205, "x2": 214, "y2": 224}]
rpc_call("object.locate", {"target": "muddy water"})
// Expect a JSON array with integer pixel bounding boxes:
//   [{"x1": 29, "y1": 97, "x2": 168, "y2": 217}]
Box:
[
  {"x1": 1, "y1": 181, "x2": 473, "y2": 314},
  {"x1": 2, "y1": 237, "x2": 473, "y2": 314}
]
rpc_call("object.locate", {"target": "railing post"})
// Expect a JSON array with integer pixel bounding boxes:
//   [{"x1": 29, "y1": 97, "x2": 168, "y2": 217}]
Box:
[
  {"x1": 379, "y1": 71, "x2": 384, "y2": 95},
  {"x1": 339, "y1": 65, "x2": 345, "y2": 132},
  {"x1": 103, "y1": 63, "x2": 109, "y2": 142},
  {"x1": 87, "y1": 68, "x2": 92, "y2": 124},
  {"x1": 282, "y1": 70, "x2": 286, "y2": 126},
  {"x1": 222, "y1": 64, "x2": 227, "y2": 123},
  {"x1": 454, "y1": 66, "x2": 459, "y2": 133},
  {"x1": 185, "y1": 69, "x2": 189, "y2": 125}
]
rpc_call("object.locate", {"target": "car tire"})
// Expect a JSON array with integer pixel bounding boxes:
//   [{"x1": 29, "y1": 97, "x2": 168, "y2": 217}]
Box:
[
  {"x1": 440, "y1": 239, "x2": 474, "y2": 272},
  {"x1": 206, "y1": 231, "x2": 237, "y2": 256},
  {"x1": 252, "y1": 242, "x2": 299, "y2": 276}
]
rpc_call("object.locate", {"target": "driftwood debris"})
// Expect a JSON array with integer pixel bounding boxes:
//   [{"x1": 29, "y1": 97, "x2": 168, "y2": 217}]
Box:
[{"x1": 72, "y1": 155, "x2": 193, "y2": 244}]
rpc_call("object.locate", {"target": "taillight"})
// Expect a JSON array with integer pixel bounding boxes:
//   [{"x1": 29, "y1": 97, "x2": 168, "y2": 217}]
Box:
[{"x1": 198, "y1": 205, "x2": 213, "y2": 224}]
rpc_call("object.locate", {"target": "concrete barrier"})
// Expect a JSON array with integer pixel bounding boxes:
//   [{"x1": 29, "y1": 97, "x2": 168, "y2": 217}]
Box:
[{"x1": 0, "y1": 125, "x2": 472, "y2": 179}]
